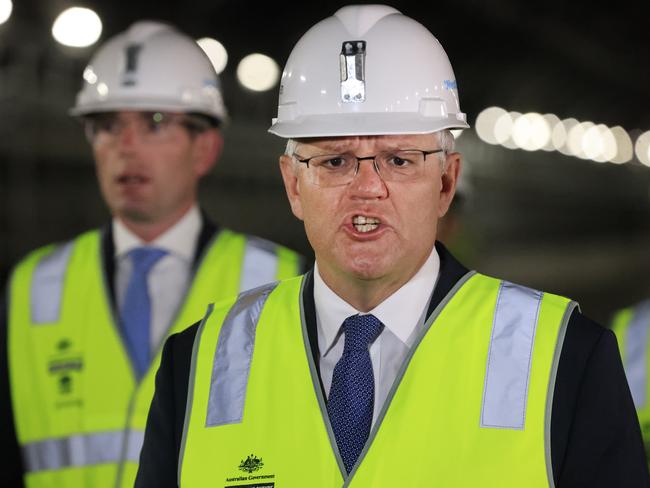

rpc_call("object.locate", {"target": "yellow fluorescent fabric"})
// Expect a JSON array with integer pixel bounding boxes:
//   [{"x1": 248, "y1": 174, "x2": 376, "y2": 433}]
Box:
[
  {"x1": 181, "y1": 273, "x2": 573, "y2": 487},
  {"x1": 9, "y1": 228, "x2": 301, "y2": 488}
]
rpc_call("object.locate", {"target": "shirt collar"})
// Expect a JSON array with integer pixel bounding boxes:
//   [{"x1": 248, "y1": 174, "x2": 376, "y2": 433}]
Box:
[
  {"x1": 313, "y1": 247, "x2": 440, "y2": 352},
  {"x1": 113, "y1": 205, "x2": 202, "y2": 261}
]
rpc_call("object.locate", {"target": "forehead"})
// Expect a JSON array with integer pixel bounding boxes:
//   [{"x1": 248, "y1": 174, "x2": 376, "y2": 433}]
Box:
[{"x1": 296, "y1": 133, "x2": 440, "y2": 153}]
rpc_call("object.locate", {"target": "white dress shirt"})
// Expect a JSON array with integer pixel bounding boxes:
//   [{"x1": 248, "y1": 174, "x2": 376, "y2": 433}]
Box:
[
  {"x1": 314, "y1": 247, "x2": 440, "y2": 425},
  {"x1": 114, "y1": 205, "x2": 202, "y2": 353}
]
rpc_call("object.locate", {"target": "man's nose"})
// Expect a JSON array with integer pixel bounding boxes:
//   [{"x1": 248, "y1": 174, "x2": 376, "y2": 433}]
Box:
[{"x1": 348, "y1": 158, "x2": 388, "y2": 197}]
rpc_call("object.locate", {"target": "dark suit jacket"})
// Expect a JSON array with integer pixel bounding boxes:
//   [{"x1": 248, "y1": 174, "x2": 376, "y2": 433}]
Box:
[{"x1": 136, "y1": 242, "x2": 650, "y2": 487}]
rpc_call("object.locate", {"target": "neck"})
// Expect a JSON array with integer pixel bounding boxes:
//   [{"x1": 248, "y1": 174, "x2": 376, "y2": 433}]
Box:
[
  {"x1": 116, "y1": 204, "x2": 194, "y2": 243},
  {"x1": 318, "y1": 261, "x2": 425, "y2": 313}
]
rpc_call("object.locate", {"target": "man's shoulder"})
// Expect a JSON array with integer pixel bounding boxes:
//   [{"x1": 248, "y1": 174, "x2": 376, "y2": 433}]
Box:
[
  {"x1": 10, "y1": 228, "x2": 102, "y2": 277},
  {"x1": 215, "y1": 228, "x2": 302, "y2": 257}
]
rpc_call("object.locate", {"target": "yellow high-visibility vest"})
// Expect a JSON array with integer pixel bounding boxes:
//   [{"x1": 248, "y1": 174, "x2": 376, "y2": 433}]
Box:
[
  {"x1": 612, "y1": 300, "x2": 650, "y2": 460},
  {"x1": 181, "y1": 272, "x2": 575, "y2": 487},
  {"x1": 9, "y1": 228, "x2": 302, "y2": 488}
]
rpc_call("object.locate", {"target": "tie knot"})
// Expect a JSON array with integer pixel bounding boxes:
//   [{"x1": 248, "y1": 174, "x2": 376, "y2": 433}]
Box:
[
  {"x1": 128, "y1": 247, "x2": 168, "y2": 274},
  {"x1": 342, "y1": 314, "x2": 384, "y2": 352}
]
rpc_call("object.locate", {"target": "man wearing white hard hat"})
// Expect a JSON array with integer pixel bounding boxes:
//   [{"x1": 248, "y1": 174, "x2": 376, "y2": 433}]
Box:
[
  {"x1": 136, "y1": 6, "x2": 648, "y2": 486},
  {"x1": 2, "y1": 21, "x2": 302, "y2": 487}
]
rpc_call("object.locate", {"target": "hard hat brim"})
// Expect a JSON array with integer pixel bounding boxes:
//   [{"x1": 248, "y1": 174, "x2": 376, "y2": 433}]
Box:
[
  {"x1": 268, "y1": 112, "x2": 469, "y2": 139},
  {"x1": 69, "y1": 98, "x2": 227, "y2": 124}
]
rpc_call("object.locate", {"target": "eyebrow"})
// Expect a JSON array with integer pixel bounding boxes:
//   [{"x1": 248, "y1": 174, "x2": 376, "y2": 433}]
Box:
[{"x1": 298, "y1": 139, "x2": 418, "y2": 155}]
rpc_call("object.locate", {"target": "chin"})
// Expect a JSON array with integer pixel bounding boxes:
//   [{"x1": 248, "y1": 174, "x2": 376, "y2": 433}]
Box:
[{"x1": 345, "y1": 256, "x2": 391, "y2": 282}]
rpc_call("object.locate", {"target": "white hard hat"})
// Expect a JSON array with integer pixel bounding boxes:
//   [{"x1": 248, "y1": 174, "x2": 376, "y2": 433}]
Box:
[
  {"x1": 269, "y1": 5, "x2": 468, "y2": 138},
  {"x1": 70, "y1": 20, "x2": 227, "y2": 122}
]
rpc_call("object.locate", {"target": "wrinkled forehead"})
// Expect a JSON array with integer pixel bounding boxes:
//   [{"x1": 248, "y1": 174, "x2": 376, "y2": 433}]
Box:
[{"x1": 296, "y1": 133, "x2": 440, "y2": 154}]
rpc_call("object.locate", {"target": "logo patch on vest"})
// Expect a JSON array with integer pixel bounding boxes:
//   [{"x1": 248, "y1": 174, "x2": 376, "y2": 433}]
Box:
[
  {"x1": 48, "y1": 338, "x2": 84, "y2": 408},
  {"x1": 224, "y1": 453, "x2": 275, "y2": 487}
]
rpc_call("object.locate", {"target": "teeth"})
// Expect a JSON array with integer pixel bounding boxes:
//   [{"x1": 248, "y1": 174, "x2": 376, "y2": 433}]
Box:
[{"x1": 352, "y1": 215, "x2": 380, "y2": 233}]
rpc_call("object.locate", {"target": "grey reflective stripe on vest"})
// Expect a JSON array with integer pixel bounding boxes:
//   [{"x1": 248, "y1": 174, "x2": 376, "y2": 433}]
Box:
[
  {"x1": 238, "y1": 237, "x2": 279, "y2": 293},
  {"x1": 624, "y1": 300, "x2": 650, "y2": 408},
  {"x1": 206, "y1": 282, "x2": 279, "y2": 426},
  {"x1": 22, "y1": 429, "x2": 144, "y2": 472},
  {"x1": 481, "y1": 281, "x2": 543, "y2": 429},
  {"x1": 30, "y1": 242, "x2": 74, "y2": 324}
]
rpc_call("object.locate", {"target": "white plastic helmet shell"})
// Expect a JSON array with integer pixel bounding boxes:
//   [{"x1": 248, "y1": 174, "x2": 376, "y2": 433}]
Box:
[
  {"x1": 269, "y1": 5, "x2": 468, "y2": 138},
  {"x1": 70, "y1": 20, "x2": 227, "y2": 121}
]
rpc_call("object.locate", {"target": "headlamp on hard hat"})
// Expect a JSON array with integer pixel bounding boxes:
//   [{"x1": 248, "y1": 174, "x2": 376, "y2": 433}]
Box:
[{"x1": 340, "y1": 40, "x2": 366, "y2": 103}]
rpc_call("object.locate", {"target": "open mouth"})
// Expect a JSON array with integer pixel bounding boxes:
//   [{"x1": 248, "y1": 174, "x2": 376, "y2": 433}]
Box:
[
  {"x1": 116, "y1": 174, "x2": 149, "y2": 184},
  {"x1": 352, "y1": 215, "x2": 380, "y2": 233}
]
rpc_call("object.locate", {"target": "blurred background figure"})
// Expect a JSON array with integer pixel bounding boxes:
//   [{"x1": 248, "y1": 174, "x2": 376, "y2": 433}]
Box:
[
  {"x1": 612, "y1": 298, "x2": 650, "y2": 463},
  {"x1": 1, "y1": 20, "x2": 302, "y2": 487}
]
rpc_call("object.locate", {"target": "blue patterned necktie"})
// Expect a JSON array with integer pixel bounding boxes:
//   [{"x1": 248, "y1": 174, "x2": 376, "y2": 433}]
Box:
[
  {"x1": 327, "y1": 314, "x2": 384, "y2": 473},
  {"x1": 120, "y1": 247, "x2": 167, "y2": 378}
]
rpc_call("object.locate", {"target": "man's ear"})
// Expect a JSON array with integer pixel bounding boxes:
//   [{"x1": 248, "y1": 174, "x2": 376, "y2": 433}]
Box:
[
  {"x1": 193, "y1": 129, "x2": 224, "y2": 177},
  {"x1": 279, "y1": 154, "x2": 304, "y2": 221},
  {"x1": 438, "y1": 152, "x2": 461, "y2": 218}
]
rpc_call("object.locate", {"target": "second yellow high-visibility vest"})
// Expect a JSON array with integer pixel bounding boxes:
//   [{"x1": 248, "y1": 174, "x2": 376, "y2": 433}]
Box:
[
  {"x1": 612, "y1": 300, "x2": 650, "y2": 460},
  {"x1": 180, "y1": 272, "x2": 575, "y2": 487},
  {"x1": 9, "y1": 227, "x2": 302, "y2": 488}
]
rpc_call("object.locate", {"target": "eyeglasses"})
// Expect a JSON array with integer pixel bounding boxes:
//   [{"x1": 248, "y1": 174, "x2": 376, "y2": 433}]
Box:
[
  {"x1": 83, "y1": 111, "x2": 213, "y2": 144},
  {"x1": 293, "y1": 149, "x2": 445, "y2": 187}
]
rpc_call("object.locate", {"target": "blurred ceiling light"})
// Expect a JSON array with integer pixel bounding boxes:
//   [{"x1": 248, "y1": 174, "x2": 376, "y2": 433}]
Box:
[
  {"x1": 609, "y1": 126, "x2": 634, "y2": 164},
  {"x1": 475, "y1": 106, "x2": 507, "y2": 145},
  {"x1": 552, "y1": 118, "x2": 573, "y2": 154},
  {"x1": 511, "y1": 112, "x2": 550, "y2": 151},
  {"x1": 541, "y1": 114, "x2": 561, "y2": 151},
  {"x1": 52, "y1": 7, "x2": 102, "y2": 48},
  {"x1": 0, "y1": 0, "x2": 12, "y2": 25},
  {"x1": 585, "y1": 124, "x2": 616, "y2": 163},
  {"x1": 499, "y1": 112, "x2": 520, "y2": 149},
  {"x1": 567, "y1": 121, "x2": 594, "y2": 159},
  {"x1": 237, "y1": 53, "x2": 280, "y2": 92},
  {"x1": 635, "y1": 131, "x2": 650, "y2": 167},
  {"x1": 197, "y1": 37, "x2": 228, "y2": 74},
  {"x1": 492, "y1": 110, "x2": 513, "y2": 146}
]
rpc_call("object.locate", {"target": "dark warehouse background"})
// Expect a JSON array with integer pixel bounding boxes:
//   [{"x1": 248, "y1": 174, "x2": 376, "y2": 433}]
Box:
[{"x1": 1, "y1": 0, "x2": 649, "y2": 324}]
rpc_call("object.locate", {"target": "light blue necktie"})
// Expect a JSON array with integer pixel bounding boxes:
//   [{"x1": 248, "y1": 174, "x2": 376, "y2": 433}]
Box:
[
  {"x1": 327, "y1": 314, "x2": 384, "y2": 473},
  {"x1": 120, "y1": 247, "x2": 167, "y2": 379}
]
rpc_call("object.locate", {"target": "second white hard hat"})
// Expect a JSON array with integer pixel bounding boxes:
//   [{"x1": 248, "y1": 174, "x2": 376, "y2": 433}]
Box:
[
  {"x1": 269, "y1": 5, "x2": 468, "y2": 138},
  {"x1": 70, "y1": 20, "x2": 227, "y2": 122}
]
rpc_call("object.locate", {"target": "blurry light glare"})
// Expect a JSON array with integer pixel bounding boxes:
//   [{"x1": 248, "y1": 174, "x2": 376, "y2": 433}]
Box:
[
  {"x1": 83, "y1": 66, "x2": 98, "y2": 85},
  {"x1": 552, "y1": 119, "x2": 569, "y2": 152},
  {"x1": 609, "y1": 126, "x2": 633, "y2": 164},
  {"x1": 635, "y1": 131, "x2": 650, "y2": 167},
  {"x1": 450, "y1": 129, "x2": 463, "y2": 139},
  {"x1": 600, "y1": 126, "x2": 618, "y2": 162},
  {"x1": 567, "y1": 121, "x2": 594, "y2": 159},
  {"x1": 511, "y1": 112, "x2": 550, "y2": 151},
  {"x1": 197, "y1": 37, "x2": 228, "y2": 74},
  {"x1": 475, "y1": 106, "x2": 507, "y2": 145},
  {"x1": 542, "y1": 114, "x2": 561, "y2": 151},
  {"x1": 52, "y1": 7, "x2": 102, "y2": 48},
  {"x1": 582, "y1": 124, "x2": 608, "y2": 162},
  {"x1": 0, "y1": 0, "x2": 12, "y2": 25},
  {"x1": 237, "y1": 53, "x2": 280, "y2": 92},
  {"x1": 500, "y1": 112, "x2": 520, "y2": 149},
  {"x1": 97, "y1": 82, "x2": 108, "y2": 97},
  {"x1": 493, "y1": 111, "x2": 514, "y2": 145}
]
